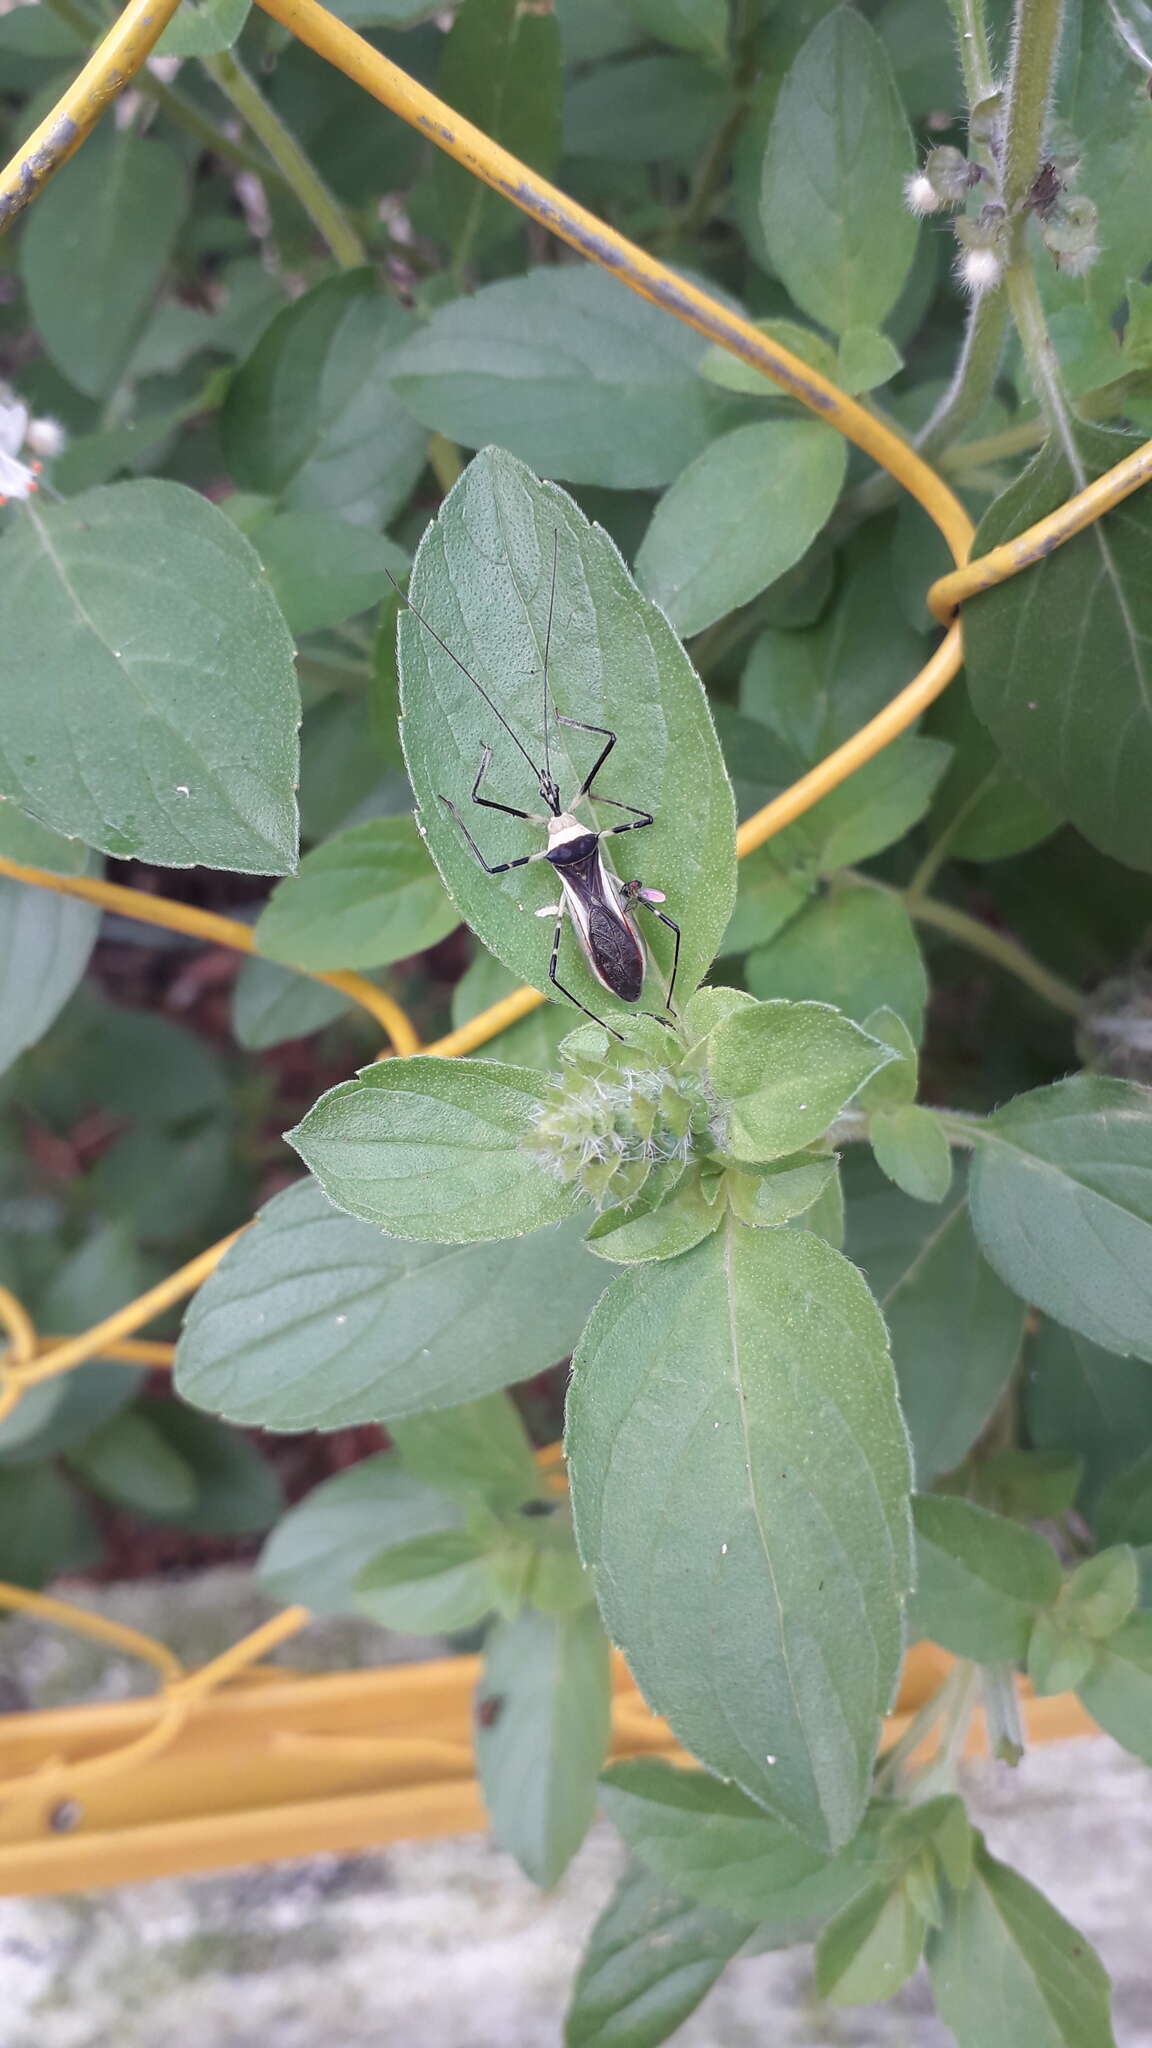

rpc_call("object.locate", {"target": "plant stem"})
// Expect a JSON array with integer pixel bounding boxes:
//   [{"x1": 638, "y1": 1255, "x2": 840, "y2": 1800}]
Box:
[
  {"x1": 906, "y1": 891, "x2": 1085, "y2": 1015},
  {"x1": 949, "y1": 0, "x2": 997, "y2": 109},
  {"x1": 943, "y1": 375, "x2": 1144, "y2": 471},
  {"x1": 916, "y1": 289, "x2": 1011, "y2": 459},
  {"x1": 1005, "y1": 257, "x2": 1084, "y2": 478},
  {"x1": 146, "y1": 74, "x2": 295, "y2": 189},
  {"x1": 1001, "y1": 0, "x2": 1065, "y2": 213},
  {"x1": 202, "y1": 51, "x2": 367, "y2": 270}
]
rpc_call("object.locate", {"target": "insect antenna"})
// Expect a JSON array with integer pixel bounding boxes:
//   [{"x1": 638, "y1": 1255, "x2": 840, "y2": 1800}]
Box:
[
  {"x1": 541, "y1": 529, "x2": 559, "y2": 798},
  {"x1": 386, "y1": 567, "x2": 548, "y2": 793}
]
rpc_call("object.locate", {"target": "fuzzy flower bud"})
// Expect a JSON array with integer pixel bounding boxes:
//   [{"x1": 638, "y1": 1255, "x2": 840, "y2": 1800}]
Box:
[
  {"x1": 904, "y1": 171, "x2": 941, "y2": 216},
  {"x1": 924, "y1": 144, "x2": 979, "y2": 206},
  {"x1": 1041, "y1": 193, "x2": 1101, "y2": 277},
  {"x1": 524, "y1": 1051, "x2": 718, "y2": 1209},
  {"x1": 24, "y1": 415, "x2": 67, "y2": 460},
  {"x1": 953, "y1": 206, "x2": 1009, "y2": 294}
]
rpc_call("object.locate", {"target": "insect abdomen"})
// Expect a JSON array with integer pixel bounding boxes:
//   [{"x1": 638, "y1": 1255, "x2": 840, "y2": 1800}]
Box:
[{"x1": 587, "y1": 903, "x2": 645, "y2": 1001}]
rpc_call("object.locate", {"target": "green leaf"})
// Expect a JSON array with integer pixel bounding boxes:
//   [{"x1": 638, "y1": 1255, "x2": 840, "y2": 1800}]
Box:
[
  {"x1": 258, "y1": 1453, "x2": 463, "y2": 1613},
  {"x1": 927, "y1": 1838, "x2": 1116, "y2": 2048},
  {"x1": 598, "y1": 1760, "x2": 878, "y2": 1928},
  {"x1": 1024, "y1": 1321, "x2": 1152, "y2": 1512},
  {"x1": 0, "y1": 1463, "x2": 91, "y2": 1588},
  {"x1": 66, "y1": 1409, "x2": 200, "y2": 1519},
  {"x1": 1062, "y1": 1547, "x2": 1141, "y2": 1640},
  {"x1": 909, "y1": 1495, "x2": 1061, "y2": 1663},
  {"x1": 142, "y1": 1403, "x2": 283, "y2": 1536},
  {"x1": 972, "y1": 1448, "x2": 1083, "y2": 1522},
  {"x1": 1027, "y1": 1612, "x2": 1098, "y2": 1698},
  {"x1": 925, "y1": 684, "x2": 1061, "y2": 863},
  {"x1": 231, "y1": 956, "x2": 353, "y2": 1051},
  {"x1": 155, "y1": 0, "x2": 249, "y2": 54},
  {"x1": 857, "y1": 1007, "x2": 918, "y2": 1110},
  {"x1": 747, "y1": 887, "x2": 927, "y2": 1039},
  {"x1": 563, "y1": 54, "x2": 728, "y2": 163},
  {"x1": 964, "y1": 425, "x2": 1152, "y2": 873},
  {"x1": 801, "y1": 737, "x2": 952, "y2": 872},
  {"x1": 1093, "y1": 1451, "x2": 1152, "y2": 1547},
  {"x1": 706, "y1": 998, "x2": 894, "y2": 1163},
  {"x1": 1063, "y1": 3, "x2": 1152, "y2": 317},
  {"x1": 176, "y1": 1177, "x2": 605, "y2": 1428},
  {"x1": 871, "y1": 1104, "x2": 953, "y2": 1204},
  {"x1": 968, "y1": 1076, "x2": 1152, "y2": 1363},
  {"x1": 289, "y1": 1057, "x2": 583, "y2": 1243},
  {"x1": 399, "y1": 447, "x2": 736, "y2": 1020},
  {"x1": 624, "y1": 0, "x2": 728, "y2": 62},
  {"x1": 0, "y1": 872, "x2": 98, "y2": 1076},
  {"x1": 434, "y1": 0, "x2": 561, "y2": 266},
  {"x1": 759, "y1": 8, "x2": 916, "y2": 335},
  {"x1": 222, "y1": 271, "x2": 426, "y2": 527},
  {"x1": 451, "y1": 947, "x2": 572, "y2": 1069},
  {"x1": 477, "y1": 1605, "x2": 611, "y2": 1885},
  {"x1": 815, "y1": 1879, "x2": 926, "y2": 2006},
  {"x1": 724, "y1": 1153, "x2": 838, "y2": 1231},
  {"x1": 635, "y1": 420, "x2": 847, "y2": 638},
  {"x1": 0, "y1": 481, "x2": 299, "y2": 872},
  {"x1": 835, "y1": 327, "x2": 903, "y2": 396},
  {"x1": 390, "y1": 1393, "x2": 539, "y2": 1510},
  {"x1": 585, "y1": 1169, "x2": 721, "y2": 1265},
  {"x1": 20, "y1": 128, "x2": 188, "y2": 396},
  {"x1": 354, "y1": 1529, "x2": 496, "y2": 1633},
  {"x1": 0, "y1": 802, "x2": 90, "y2": 875},
  {"x1": 255, "y1": 818, "x2": 457, "y2": 972},
  {"x1": 564, "y1": 1859, "x2": 754, "y2": 2048},
  {"x1": 568, "y1": 1222, "x2": 913, "y2": 1849},
  {"x1": 1076, "y1": 1613, "x2": 1152, "y2": 1764},
  {"x1": 387, "y1": 269, "x2": 742, "y2": 490},
  {"x1": 254, "y1": 512, "x2": 408, "y2": 637},
  {"x1": 847, "y1": 1168, "x2": 1025, "y2": 1487}
]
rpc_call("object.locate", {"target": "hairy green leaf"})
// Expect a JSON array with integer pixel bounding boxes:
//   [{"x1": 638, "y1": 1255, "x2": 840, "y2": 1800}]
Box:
[
  {"x1": 477, "y1": 1605, "x2": 611, "y2": 1885},
  {"x1": 909, "y1": 1495, "x2": 1061, "y2": 1663},
  {"x1": 564, "y1": 1859, "x2": 754, "y2": 2048},
  {"x1": 568, "y1": 1222, "x2": 912, "y2": 1849},
  {"x1": 255, "y1": 818, "x2": 457, "y2": 971},
  {"x1": 289, "y1": 1057, "x2": 581, "y2": 1241},
  {"x1": 0, "y1": 873, "x2": 98, "y2": 1076},
  {"x1": 707, "y1": 998, "x2": 893, "y2": 1163},
  {"x1": 0, "y1": 481, "x2": 299, "y2": 872},
  {"x1": 258, "y1": 1453, "x2": 463, "y2": 1613},
  {"x1": 968, "y1": 1076, "x2": 1152, "y2": 1362}
]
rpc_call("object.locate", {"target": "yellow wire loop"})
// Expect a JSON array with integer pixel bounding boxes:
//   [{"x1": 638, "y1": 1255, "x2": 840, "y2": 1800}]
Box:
[
  {"x1": 0, "y1": 0, "x2": 185, "y2": 228},
  {"x1": 927, "y1": 439, "x2": 1152, "y2": 622},
  {"x1": 0, "y1": 1586, "x2": 309, "y2": 1808},
  {"x1": 0, "y1": 857, "x2": 421, "y2": 1056}
]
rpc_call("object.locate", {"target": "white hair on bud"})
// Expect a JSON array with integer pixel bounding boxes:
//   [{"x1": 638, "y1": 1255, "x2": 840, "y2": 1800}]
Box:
[
  {"x1": 24, "y1": 416, "x2": 66, "y2": 459},
  {"x1": 1055, "y1": 242, "x2": 1101, "y2": 278},
  {"x1": 958, "y1": 245, "x2": 1004, "y2": 293},
  {"x1": 904, "y1": 171, "x2": 942, "y2": 216}
]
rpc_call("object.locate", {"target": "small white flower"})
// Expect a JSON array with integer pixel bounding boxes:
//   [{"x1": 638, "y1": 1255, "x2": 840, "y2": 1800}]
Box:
[
  {"x1": 24, "y1": 415, "x2": 66, "y2": 460},
  {"x1": 957, "y1": 244, "x2": 1004, "y2": 293},
  {"x1": 904, "y1": 171, "x2": 942, "y2": 217},
  {"x1": 0, "y1": 393, "x2": 63, "y2": 503}
]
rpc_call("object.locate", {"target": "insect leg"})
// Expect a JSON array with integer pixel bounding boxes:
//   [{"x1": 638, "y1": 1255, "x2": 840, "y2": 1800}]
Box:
[
  {"x1": 547, "y1": 906, "x2": 624, "y2": 1040},
  {"x1": 438, "y1": 795, "x2": 546, "y2": 875},
  {"x1": 469, "y1": 746, "x2": 544, "y2": 823},
  {"x1": 556, "y1": 715, "x2": 618, "y2": 801},
  {"x1": 602, "y1": 813, "x2": 654, "y2": 838},
  {"x1": 638, "y1": 904, "x2": 681, "y2": 1013}
]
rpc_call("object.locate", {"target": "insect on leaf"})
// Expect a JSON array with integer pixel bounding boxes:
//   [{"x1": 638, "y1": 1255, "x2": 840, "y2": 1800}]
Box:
[{"x1": 399, "y1": 448, "x2": 737, "y2": 1025}]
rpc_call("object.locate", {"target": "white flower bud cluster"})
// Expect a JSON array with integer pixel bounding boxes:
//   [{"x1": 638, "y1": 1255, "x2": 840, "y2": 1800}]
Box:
[
  {"x1": 0, "y1": 390, "x2": 66, "y2": 504},
  {"x1": 525, "y1": 1056, "x2": 717, "y2": 1208}
]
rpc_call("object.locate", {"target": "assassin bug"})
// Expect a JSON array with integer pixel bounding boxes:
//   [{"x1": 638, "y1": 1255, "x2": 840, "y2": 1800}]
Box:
[{"x1": 396, "y1": 540, "x2": 680, "y2": 1039}]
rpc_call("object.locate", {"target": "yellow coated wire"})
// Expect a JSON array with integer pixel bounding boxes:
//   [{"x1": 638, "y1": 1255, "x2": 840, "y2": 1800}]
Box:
[
  {"x1": 0, "y1": 0, "x2": 185, "y2": 228},
  {"x1": 927, "y1": 439, "x2": 1152, "y2": 621},
  {"x1": 0, "y1": 858, "x2": 421, "y2": 1055},
  {"x1": 0, "y1": 0, "x2": 1150, "y2": 1848}
]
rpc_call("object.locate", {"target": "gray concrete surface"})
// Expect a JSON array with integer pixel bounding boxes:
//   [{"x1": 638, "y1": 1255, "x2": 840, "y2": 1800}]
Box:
[{"x1": 1, "y1": 1571, "x2": 1149, "y2": 2047}]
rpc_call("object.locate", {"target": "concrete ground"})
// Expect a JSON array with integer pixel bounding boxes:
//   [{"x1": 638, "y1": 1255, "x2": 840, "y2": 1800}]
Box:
[{"x1": 1, "y1": 1572, "x2": 1149, "y2": 2048}]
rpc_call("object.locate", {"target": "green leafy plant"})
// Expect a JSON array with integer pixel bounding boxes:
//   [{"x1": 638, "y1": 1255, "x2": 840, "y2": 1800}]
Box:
[{"x1": 3, "y1": 0, "x2": 1152, "y2": 2038}]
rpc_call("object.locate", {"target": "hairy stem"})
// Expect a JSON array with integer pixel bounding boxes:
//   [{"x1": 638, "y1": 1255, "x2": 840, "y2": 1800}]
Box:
[
  {"x1": 1006, "y1": 258, "x2": 1084, "y2": 479},
  {"x1": 202, "y1": 50, "x2": 367, "y2": 269},
  {"x1": 906, "y1": 891, "x2": 1085, "y2": 1015},
  {"x1": 1001, "y1": 0, "x2": 1065, "y2": 213},
  {"x1": 917, "y1": 289, "x2": 1011, "y2": 458},
  {"x1": 948, "y1": 0, "x2": 997, "y2": 109}
]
